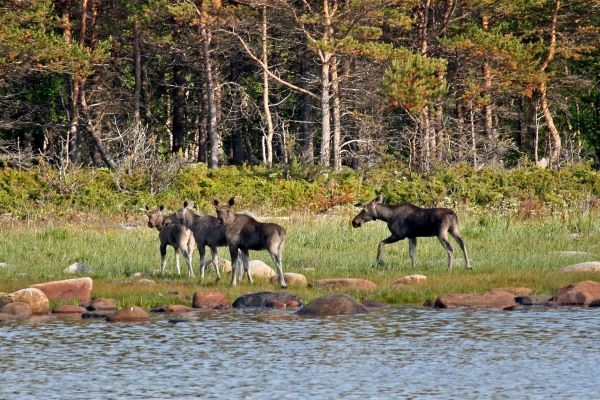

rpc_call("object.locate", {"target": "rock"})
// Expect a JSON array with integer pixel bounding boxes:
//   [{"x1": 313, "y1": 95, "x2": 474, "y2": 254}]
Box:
[
  {"x1": 64, "y1": 262, "x2": 91, "y2": 274},
  {"x1": 52, "y1": 305, "x2": 88, "y2": 314},
  {"x1": 82, "y1": 312, "x2": 109, "y2": 320},
  {"x1": 30, "y1": 277, "x2": 93, "y2": 307},
  {"x1": 232, "y1": 292, "x2": 304, "y2": 309},
  {"x1": 515, "y1": 295, "x2": 554, "y2": 306},
  {"x1": 151, "y1": 304, "x2": 193, "y2": 313},
  {"x1": 492, "y1": 287, "x2": 532, "y2": 296},
  {"x1": 11, "y1": 288, "x2": 50, "y2": 315},
  {"x1": 224, "y1": 259, "x2": 276, "y2": 279},
  {"x1": 271, "y1": 272, "x2": 307, "y2": 287},
  {"x1": 296, "y1": 294, "x2": 369, "y2": 316},
  {"x1": 393, "y1": 274, "x2": 427, "y2": 285},
  {"x1": 88, "y1": 298, "x2": 118, "y2": 311},
  {"x1": 192, "y1": 290, "x2": 231, "y2": 309},
  {"x1": 562, "y1": 262, "x2": 600, "y2": 273},
  {"x1": 311, "y1": 278, "x2": 377, "y2": 291},
  {"x1": 361, "y1": 300, "x2": 389, "y2": 308},
  {"x1": 551, "y1": 281, "x2": 600, "y2": 306},
  {"x1": 0, "y1": 313, "x2": 18, "y2": 322},
  {"x1": 1, "y1": 302, "x2": 32, "y2": 318},
  {"x1": 107, "y1": 306, "x2": 150, "y2": 322},
  {"x1": 433, "y1": 290, "x2": 517, "y2": 309},
  {"x1": 553, "y1": 251, "x2": 589, "y2": 257},
  {"x1": 0, "y1": 292, "x2": 14, "y2": 308}
]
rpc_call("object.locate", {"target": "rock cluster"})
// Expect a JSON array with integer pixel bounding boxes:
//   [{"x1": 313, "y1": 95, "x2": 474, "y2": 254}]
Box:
[{"x1": 4, "y1": 272, "x2": 600, "y2": 324}]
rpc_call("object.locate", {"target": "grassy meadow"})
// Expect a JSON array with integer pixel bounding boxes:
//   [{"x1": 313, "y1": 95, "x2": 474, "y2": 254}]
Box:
[{"x1": 1, "y1": 204, "x2": 599, "y2": 309}]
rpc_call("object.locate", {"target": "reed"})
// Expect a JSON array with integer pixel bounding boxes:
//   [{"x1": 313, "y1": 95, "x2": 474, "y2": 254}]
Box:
[{"x1": 1, "y1": 208, "x2": 599, "y2": 307}]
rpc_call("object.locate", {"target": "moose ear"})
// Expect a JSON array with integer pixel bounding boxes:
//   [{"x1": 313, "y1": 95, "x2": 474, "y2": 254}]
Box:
[
  {"x1": 212, "y1": 199, "x2": 219, "y2": 207},
  {"x1": 183, "y1": 200, "x2": 189, "y2": 208},
  {"x1": 227, "y1": 197, "x2": 235, "y2": 207},
  {"x1": 354, "y1": 202, "x2": 365, "y2": 208},
  {"x1": 159, "y1": 205, "x2": 165, "y2": 211},
  {"x1": 374, "y1": 194, "x2": 384, "y2": 203},
  {"x1": 145, "y1": 205, "x2": 150, "y2": 211}
]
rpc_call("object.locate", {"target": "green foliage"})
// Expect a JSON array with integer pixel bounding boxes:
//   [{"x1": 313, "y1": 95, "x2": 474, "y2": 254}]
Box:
[
  {"x1": 382, "y1": 51, "x2": 448, "y2": 113},
  {"x1": 0, "y1": 163, "x2": 599, "y2": 220}
]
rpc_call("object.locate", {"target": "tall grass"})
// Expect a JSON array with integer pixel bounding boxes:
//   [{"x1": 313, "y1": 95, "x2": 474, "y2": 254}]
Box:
[{"x1": 1, "y1": 207, "x2": 599, "y2": 308}]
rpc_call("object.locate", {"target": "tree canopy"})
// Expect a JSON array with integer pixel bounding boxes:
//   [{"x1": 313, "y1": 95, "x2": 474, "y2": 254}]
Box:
[{"x1": 1, "y1": 0, "x2": 599, "y2": 173}]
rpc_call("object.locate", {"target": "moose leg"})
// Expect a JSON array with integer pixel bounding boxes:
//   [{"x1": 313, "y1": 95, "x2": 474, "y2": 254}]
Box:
[
  {"x1": 450, "y1": 230, "x2": 472, "y2": 270},
  {"x1": 270, "y1": 251, "x2": 287, "y2": 289},
  {"x1": 437, "y1": 232, "x2": 455, "y2": 271},
  {"x1": 229, "y1": 246, "x2": 240, "y2": 286},
  {"x1": 408, "y1": 237, "x2": 417, "y2": 268},
  {"x1": 240, "y1": 250, "x2": 253, "y2": 284},
  {"x1": 160, "y1": 244, "x2": 168, "y2": 275},
  {"x1": 209, "y1": 245, "x2": 221, "y2": 280},
  {"x1": 198, "y1": 245, "x2": 207, "y2": 280},
  {"x1": 174, "y1": 248, "x2": 182, "y2": 276},
  {"x1": 183, "y1": 248, "x2": 194, "y2": 278},
  {"x1": 376, "y1": 235, "x2": 401, "y2": 266}
]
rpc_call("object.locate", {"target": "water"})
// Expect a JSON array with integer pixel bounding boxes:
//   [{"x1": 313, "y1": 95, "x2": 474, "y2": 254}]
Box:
[{"x1": 1, "y1": 306, "x2": 599, "y2": 399}]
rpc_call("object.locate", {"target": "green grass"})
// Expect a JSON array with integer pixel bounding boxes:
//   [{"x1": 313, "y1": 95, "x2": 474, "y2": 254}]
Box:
[{"x1": 1, "y1": 207, "x2": 600, "y2": 308}]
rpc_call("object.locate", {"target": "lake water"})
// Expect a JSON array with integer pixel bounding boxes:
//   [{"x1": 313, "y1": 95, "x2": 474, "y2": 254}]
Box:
[{"x1": 1, "y1": 306, "x2": 599, "y2": 399}]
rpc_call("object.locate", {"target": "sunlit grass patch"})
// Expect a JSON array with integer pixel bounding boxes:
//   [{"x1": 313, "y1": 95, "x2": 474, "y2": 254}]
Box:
[{"x1": 1, "y1": 210, "x2": 600, "y2": 307}]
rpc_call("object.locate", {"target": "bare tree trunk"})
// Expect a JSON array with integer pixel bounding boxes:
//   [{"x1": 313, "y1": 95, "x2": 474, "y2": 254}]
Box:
[
  {"x1": 61, "y1": 2, "x2": 80, "y2": 164},
  {"x1": 317, "y1": 0, "x2": 334, "y2": 167},
  {"x1": 200, "y1": 23, "x2": 219, "y2": 169},
  {"x1": 331, "y1": 55, "x2": 342, "y2": 170},
  {"x1": 172, "y1": 61, "x2": 186, "y2": 154},
  {"x1": 80, "y1": 82, "x2": 116, "y2": 169},
  {"x1": 319, "y1": 53, "x2": 332, "y2": 167},
  {"x1": 133, "y1": 19, "x2": 142, "y2": 127},
  {"x1": 261, "y1": 5, "x2": 274, "y2": 166},
  {"x1": 469, "y1": 101, "x2": 477, "y2": 168},
  {"x1": 197, "y1": 92, "x2": 208, "y2": 163},
  {"x1": 539, "y1": 0, "x2": 561, "y2": 167},
  {"x1": 300, "y1": 57, "x2": 314, "y2": 164},
  {"x1": 456, "y1": 101, "x2": 465, "y2": 160},
  {"x1": 481, "y1": 14, "x2": 495, "y2": 164}
]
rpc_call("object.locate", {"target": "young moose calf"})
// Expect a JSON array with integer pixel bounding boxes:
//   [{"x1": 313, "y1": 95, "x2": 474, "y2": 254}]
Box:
[
  {"x1": 145, "y1": 205, "x2": 196, "y2": 277},
  {"x1": 351, "y1": 195, "x2": 471, "y2": 271},
  {"x1": 176, "y1": 201, "x2": 227, "y2": 281},
  {"x1": 213, "y1": 197, "x2": 287, "y2": 288}
]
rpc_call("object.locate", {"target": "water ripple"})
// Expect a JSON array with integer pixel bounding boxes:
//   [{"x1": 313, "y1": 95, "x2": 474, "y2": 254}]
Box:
[{"x1": 1, "y1": 307, "x2": 599, "y2": 399}]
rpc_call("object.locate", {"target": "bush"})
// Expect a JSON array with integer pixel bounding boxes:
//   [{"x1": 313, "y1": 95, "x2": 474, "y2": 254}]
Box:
[{"x1": 0, "y1": 162, "x2": 599, "y2": 219}]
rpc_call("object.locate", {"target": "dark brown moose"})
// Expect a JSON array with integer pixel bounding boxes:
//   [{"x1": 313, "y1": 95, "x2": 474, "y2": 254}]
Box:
[
  {"x1": 351, "y1": 195, "x2": 471, "y2": 271},
  {"x1": 213, "y1": 197, "x2": 287, "y2": 288}
]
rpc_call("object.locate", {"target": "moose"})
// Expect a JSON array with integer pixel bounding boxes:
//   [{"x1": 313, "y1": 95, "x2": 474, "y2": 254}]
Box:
[
  {"x1": 145, "y1": 205, "x2": 196, "y2": 277},
  {"x1": 213, "y1": 197, "x2": 287, "y2": 288},
  {"x1": 351, "y1": 195, "x2": 471, "y2": 271},
  {"x1": 176, "y1": 201, "x2": 227, "y2": 281}
]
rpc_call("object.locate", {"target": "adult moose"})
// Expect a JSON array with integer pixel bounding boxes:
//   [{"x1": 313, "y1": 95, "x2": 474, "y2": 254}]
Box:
[
  {"x1": 351, "y1": 195, "x2": 471, "y2": 271},
  {"x1": 213, "y1": 197, "x2": 287, "y2": 288}
]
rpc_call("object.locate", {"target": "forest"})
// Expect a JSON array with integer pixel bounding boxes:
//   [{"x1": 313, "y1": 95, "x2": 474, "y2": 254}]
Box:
[{"x1": 1, "y1": 0, "x2": 599, "y2": 175}]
